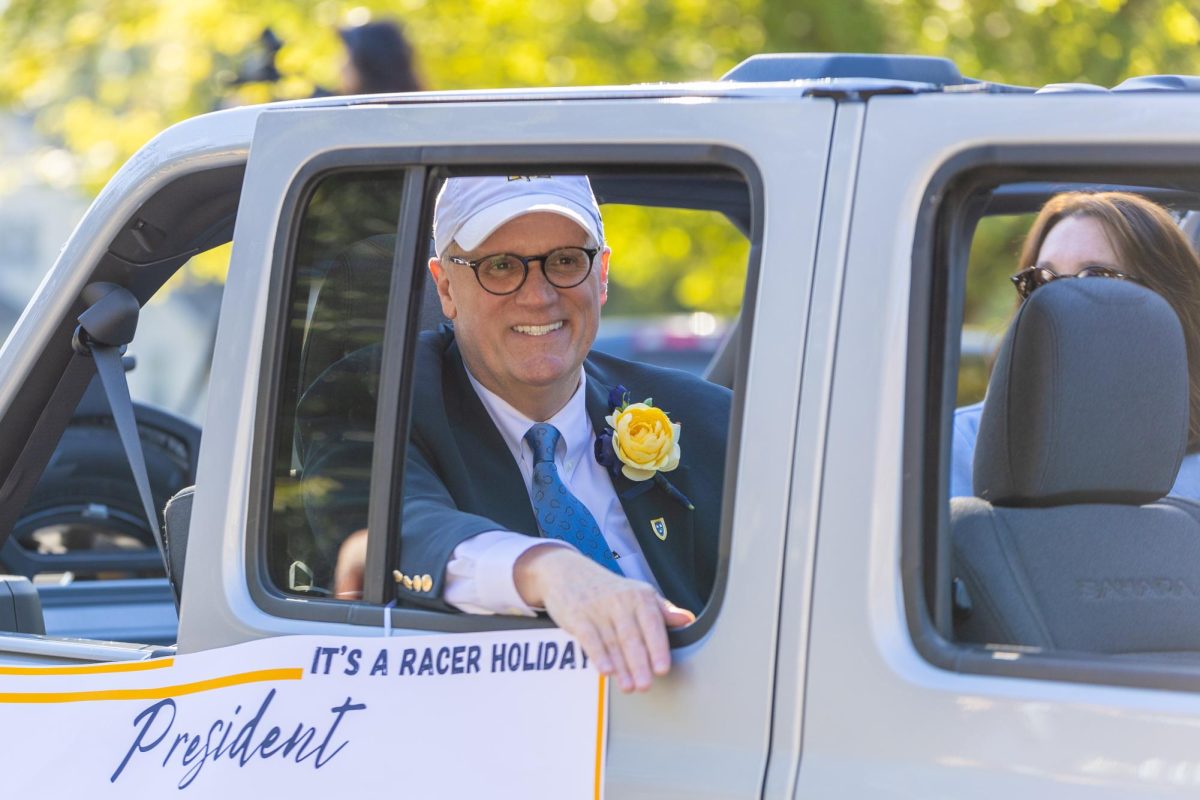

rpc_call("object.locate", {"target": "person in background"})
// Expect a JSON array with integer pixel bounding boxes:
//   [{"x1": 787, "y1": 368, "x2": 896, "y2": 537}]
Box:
[
  {"x1": 338, "y1": 20, "x2": 424, "y2": 95},
  {"x1": 952, "y1": 191, "x2": 1200, "y2": 498}
]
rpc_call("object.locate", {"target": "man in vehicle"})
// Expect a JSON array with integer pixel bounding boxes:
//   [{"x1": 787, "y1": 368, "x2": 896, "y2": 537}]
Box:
[{"x1": 335, "y1": 175, "x2": 731, "y2": 692}]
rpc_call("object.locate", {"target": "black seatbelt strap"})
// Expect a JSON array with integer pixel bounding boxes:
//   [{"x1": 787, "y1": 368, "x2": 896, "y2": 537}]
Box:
[
  {"x1": 73, "y1": 283, "x2": 173, "y2": 601},
  {"x1": 91, "y1": 344, "x2": 164, "y2": 550}
]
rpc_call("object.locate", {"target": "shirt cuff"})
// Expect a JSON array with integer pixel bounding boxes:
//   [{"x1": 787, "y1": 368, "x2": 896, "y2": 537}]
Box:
[{"x1": 443, "y1": 531, "x2": 571, "y2": 617}]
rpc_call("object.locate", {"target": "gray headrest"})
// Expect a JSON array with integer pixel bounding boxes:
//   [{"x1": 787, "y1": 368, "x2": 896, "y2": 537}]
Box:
[{"x1": 973, "y1": 279, "x2": 1188, "y2": 506}]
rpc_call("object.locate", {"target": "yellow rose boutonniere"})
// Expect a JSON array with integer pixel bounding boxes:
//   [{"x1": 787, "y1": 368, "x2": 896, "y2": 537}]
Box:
[
  {"x1": 606, "y1": 402, "x2": 681, "y2": 481},
  {"x1": 595, "y1": 386, "x2": 693, "y2": 510}
]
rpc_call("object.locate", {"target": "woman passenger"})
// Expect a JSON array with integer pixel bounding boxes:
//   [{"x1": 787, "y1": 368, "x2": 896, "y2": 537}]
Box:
[{"x1": 951, "y1": 191, "x2": 1200, "y2": 498}]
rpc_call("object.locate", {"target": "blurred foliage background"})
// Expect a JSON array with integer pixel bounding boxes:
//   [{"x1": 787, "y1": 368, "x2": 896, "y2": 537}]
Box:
[{"x1": 0, "y1": 0, "x2": 1198, "y2": 320}]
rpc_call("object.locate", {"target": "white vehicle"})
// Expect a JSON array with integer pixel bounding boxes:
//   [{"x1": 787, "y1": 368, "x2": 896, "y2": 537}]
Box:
[{"x1": 1, "y1": 53, "x2": 1199, "y2": 796}]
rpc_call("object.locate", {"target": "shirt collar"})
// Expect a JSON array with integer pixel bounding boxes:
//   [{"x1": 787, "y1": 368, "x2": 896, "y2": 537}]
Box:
[{"x1": 464, "y1": 367, "x2": 592, "y2": 469}]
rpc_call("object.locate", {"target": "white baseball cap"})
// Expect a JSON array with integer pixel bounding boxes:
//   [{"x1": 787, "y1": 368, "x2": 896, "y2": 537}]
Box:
[{"x1": 432, "y1": 175, "x2": 604, "y2": 256}]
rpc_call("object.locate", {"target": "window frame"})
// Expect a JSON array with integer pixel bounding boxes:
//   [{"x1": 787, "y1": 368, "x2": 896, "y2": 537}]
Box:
[
  {"x1": 246, "y1": 144, "x2": 765, "y2": 647},
  {"x1": 904, "y1": 142, "x2": 1200, "y2": 691}
]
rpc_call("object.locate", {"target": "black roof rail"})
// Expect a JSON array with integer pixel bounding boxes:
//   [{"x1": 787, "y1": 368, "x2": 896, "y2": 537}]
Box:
[
  {"x1": 1030, "y1": 75, "x2": 1200, "y2": 94},
  {"x1": 1113, "y1": 75, "x2": 1200, "y2": 92},
  {"x1": 722, "y1": 53, "x2": 965, "y2": 86}
]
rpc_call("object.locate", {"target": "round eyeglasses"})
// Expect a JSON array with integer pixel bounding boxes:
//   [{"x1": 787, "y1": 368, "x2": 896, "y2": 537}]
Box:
[
  {"x1": 446, "y1": 247, "x2": 599, "y2": 296},
  {"x1": 1010, "y1": 264, "x2": 1142, "y2": 301}
]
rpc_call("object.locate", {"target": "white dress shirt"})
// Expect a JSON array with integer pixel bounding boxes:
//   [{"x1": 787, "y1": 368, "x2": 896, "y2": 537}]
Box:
[{"x1": 442, "y1": 368, "x2": 662, "y2": 616}]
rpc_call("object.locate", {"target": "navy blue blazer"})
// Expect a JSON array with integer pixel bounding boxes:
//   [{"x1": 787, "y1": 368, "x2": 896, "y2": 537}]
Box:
[{"x1": 298, "y1": 326, "x2": 730, "y2": 612}]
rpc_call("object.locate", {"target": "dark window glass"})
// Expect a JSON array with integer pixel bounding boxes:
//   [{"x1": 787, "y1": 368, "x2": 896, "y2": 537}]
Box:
[{"x1": 267, "y1": 171, "x2": 404, "y2": 598}]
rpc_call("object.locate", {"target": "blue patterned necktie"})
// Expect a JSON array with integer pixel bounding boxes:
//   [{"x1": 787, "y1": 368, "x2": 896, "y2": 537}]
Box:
[{"x1": 524, "y1": 423, "x2": 623, "y2": 575}]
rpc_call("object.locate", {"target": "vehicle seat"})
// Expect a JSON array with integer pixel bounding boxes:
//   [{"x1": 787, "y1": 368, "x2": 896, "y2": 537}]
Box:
[
  {"x1": 0, "y1": 575, "x2": 44, "y2": 635},
  {"x1": 703, "y1": 313, "x2": 739, "y2": 389},
  {"x1": 952, "y1": 278, "x2": 1200, "y2": 653},
  {"x1": 161, "y1": 485, "x2": 193, "y2": 604}
]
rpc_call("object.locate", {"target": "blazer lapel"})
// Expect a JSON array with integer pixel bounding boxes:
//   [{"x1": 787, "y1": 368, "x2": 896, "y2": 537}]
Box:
[
  {"x1": 584, "y1": 371, "x2": 700, "y2": 611},
  {"x1": 445, "y1": 343, "x2": 539, "y2": 537}
]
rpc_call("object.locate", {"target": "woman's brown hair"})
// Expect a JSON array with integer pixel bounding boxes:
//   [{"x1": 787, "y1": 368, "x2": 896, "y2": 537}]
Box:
[{"x1": 1020, "y1": 191, "x2": 1200, "y2": 448}]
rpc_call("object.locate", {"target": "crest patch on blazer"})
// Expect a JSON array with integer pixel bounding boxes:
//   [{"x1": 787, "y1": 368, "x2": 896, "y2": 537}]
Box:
[{"x1": 651, "y1": 517, "x2": 668, "y2": 541}]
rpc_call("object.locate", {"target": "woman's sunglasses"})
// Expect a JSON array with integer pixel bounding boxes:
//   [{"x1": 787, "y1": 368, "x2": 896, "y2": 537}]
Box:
[{"x1": 1009, "y1": 265, "x2": 1143, "y2": 301}]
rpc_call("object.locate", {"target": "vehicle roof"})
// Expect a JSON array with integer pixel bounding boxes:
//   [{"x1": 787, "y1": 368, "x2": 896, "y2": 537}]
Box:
[{"x1": 143, "y1": 51, "x2": 1200, "y2": 162}]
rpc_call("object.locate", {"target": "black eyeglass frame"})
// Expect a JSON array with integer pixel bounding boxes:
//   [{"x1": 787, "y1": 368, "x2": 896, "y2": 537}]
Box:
[
  {"x1": 1009, "y1": 264, "x2": 1143, "y2": 300},
  {"x1": 446, "y1": 246, "x2": 601, "y2": 296}
]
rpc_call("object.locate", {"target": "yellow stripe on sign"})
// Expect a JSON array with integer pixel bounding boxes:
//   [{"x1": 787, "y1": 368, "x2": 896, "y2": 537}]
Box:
[
  {"x1": 0, "y1": 667, "x2": 302, "y2": 704},
  {"x1": 0, "y1": 658, "x2": 175, "y2": 676},
  {"x1": 594, "y1": 674, "x2": 606, "y2": 800}
]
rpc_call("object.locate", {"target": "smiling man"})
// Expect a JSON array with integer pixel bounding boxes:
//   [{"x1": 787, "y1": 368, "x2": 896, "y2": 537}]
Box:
[{"x1": 341, "y1": 175, "x2": 731, "y2": 692}]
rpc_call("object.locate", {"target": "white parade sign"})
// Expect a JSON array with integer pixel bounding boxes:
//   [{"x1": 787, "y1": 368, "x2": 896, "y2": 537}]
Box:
[{"x1": 0, "y1": 628, "x2": 607, "y2": 797}]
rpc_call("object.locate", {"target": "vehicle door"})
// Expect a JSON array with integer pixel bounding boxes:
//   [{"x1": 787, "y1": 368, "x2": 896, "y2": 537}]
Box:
[
  {"x1": 186, "y1": 92, "x2": 834, "y2": 796},
  {"x1": 793, "y1": 89, "x2": 1200, "y2": 797}
]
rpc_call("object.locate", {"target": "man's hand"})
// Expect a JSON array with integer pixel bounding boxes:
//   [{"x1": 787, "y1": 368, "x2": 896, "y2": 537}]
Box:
[
  {"x1": 332, "y1": 528, "x2": 369, "y2": 600},
  {"x1": 514, "y1": 545, "x2": 695, "y2": 693}
]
